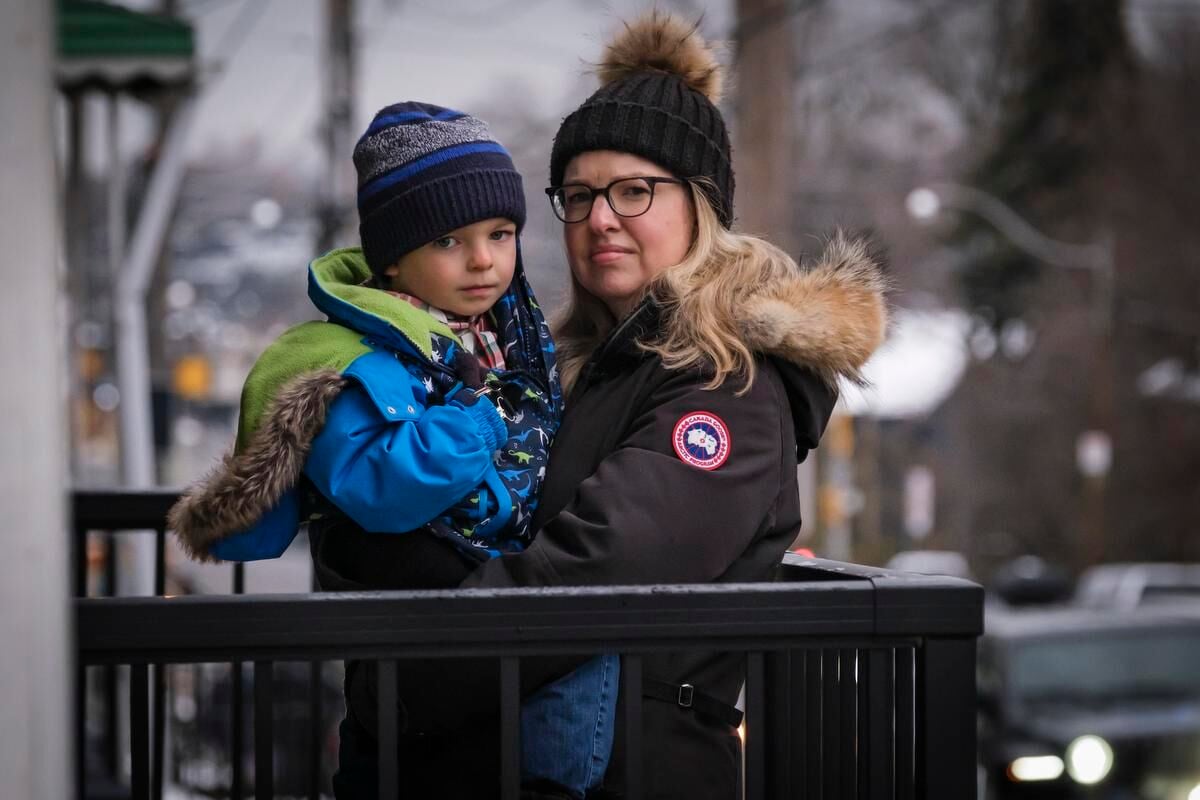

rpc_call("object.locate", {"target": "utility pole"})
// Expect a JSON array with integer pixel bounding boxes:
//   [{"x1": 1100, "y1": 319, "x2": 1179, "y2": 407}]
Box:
[
  {"x1": 736, "y1": 1, "x2": 830, "y2": 550},
  {"x1": 317, "y1": 0, "x2": 357, "y2": 253},
  {"x1": 145, "y1": 0, "x2": 183, "y2": 479},
  {"x1": 1, "y1": 2, "x2": 71, "y2": 796},
  {"x1": 734, "y1": 0, "x2": 799, "y2": 254}
]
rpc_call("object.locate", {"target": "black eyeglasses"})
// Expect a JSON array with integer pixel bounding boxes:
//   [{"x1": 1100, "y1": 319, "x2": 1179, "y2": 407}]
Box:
[{"x1": 545, "y1": 176, "x2": 688, "y2": 223}]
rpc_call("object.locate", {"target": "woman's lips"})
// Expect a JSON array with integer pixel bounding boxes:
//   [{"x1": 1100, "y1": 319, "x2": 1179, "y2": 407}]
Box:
[{"x1": 590, "y1": 246, "x2": 631, "y2": 265}]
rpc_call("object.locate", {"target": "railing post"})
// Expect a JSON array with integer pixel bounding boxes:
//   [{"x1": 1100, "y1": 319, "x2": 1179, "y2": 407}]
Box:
[
  {"x1": 622, "y1": 654, "x2": 643, "y2": 800},
  {"x1": 821, "y1": 649, "x2": 840, "y2": 798},
  {"x1": 254, "y1": 661, "x2": 274, "y2": 800},
  {"x1": 152, "y1": 664, "x2": 166, "y2": 800},
  {"x1": 310, "y1": 660, "x2": 324, "y2": 800},
  {"x1": 377, "y1": 659, "x2": 398, "y2": 800},
  {"x1": 897, "y1": 646, "x2": 916, "y2": 799},
  {"x1": 500, "y1": 657, "x2": 521, "y2": 800},
  {"x1": 231, "y1": 661, "x2": 245, "y2": 799},
  {"x1": 232, "y1": 565, "x2": 246, "y2": 799},
  {"x1": 917, "y1": 637, "x2": 977, "y2": 800},
  {"x1": 130, "y1": 664, "x2": 150, "y2": 800},
  {"x1": 104, "y1": 535, "x2": 120, "y2": 779},
  {"x1": 840, "y1": 648, "x2": 858, "y2": 796},
  {"x1": 804, "y1": 649, "x2": 821, "y2": 797},
  {"x1": 763, "y1": 650, "x2": 790, "y2": 797},
  {"x1": 863, "y1": 648, "x2": 896, "y2": 799},
  {"x1": 744, "y1": 652, "x2": 765, "y2": 800}
]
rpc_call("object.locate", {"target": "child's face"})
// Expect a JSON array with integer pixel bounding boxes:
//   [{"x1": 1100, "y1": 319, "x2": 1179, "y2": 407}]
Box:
[{"x1": 384, "y1": 217, "x2": 518, "y2": 316}]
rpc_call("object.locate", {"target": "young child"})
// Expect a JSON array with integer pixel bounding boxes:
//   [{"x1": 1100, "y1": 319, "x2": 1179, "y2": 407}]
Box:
[{"x1": 168, "y1": 102, "x2": 615, "y2": 799}]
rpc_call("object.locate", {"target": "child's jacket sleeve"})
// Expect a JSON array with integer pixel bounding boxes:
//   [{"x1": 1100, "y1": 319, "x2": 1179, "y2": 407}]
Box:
[{"x1": 302, "y1": 350, "x2": 508, "y2": 533}]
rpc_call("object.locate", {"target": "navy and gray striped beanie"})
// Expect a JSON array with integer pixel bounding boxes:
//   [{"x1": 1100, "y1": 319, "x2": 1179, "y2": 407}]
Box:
[{"x1": 354, "y1": 102, "x2": 526, "y2": 275}]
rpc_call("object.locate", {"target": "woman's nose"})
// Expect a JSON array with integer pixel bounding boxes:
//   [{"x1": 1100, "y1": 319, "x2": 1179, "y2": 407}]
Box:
[{"x1": 588, "y1": 194, "x2": 619, "y2": 233}]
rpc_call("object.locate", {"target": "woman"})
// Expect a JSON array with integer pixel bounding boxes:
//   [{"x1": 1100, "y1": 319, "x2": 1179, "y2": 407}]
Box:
[
  {"x1": 344, "y1": 12, "x2": 888, "y2": 799},
  {"x1": 452, "y1": 12, "x2": 890, "y2": 798}
]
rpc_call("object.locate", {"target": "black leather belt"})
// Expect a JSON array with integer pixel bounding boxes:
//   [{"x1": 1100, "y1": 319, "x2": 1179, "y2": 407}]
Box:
[{"x1": 644, "y1": 679, "x2": 744, "y2": 728}]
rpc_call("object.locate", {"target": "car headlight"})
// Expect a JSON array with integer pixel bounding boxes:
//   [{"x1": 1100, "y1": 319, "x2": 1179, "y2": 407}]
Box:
[
  {"x1": 1065, "y1": 735, "x2": 1113, "y2": 785},
  {"x1": 1007, "y1": 755, "x2": 1064, "y2": 782}
]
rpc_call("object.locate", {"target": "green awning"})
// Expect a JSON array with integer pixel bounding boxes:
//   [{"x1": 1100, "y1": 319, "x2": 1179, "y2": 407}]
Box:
[{"x1": 57, "y1": 1, "x2": 195, "y2": 93}]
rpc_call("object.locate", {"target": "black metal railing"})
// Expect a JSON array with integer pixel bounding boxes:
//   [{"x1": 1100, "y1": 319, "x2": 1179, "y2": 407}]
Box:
[{"x1": 73, "y1": 489, "x2": 983, "y2": 800}]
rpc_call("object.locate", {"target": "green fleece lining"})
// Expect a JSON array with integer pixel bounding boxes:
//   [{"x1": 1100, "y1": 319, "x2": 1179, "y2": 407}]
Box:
[
  {"x1": 235, "y1": 248, "x2": 469, "y2": 452},
  {"x1": 310, "y1": 247, "x2": 456, "y2": 360},
  {"x1": 235, "y1": 322, "x2": 368, "y2": 451}
]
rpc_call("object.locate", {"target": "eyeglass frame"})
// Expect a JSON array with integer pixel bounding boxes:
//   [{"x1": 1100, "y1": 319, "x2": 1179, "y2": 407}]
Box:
[{"x1": 544, "y1": 176, "x2": 690, "y2": 223}]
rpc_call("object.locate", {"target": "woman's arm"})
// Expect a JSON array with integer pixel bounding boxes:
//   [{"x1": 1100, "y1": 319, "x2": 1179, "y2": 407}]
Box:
[{"x1": 460, "y1": 367, "x2": 792, "y2": 589}]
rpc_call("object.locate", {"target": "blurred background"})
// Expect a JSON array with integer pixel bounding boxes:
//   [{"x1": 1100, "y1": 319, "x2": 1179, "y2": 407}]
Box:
[
  {"x1": 7, "y1": 0, "x2": 1200, "y2": 797},
  {"x1": 55, "y1": 0, "x2": 1198, "y2": 584}
]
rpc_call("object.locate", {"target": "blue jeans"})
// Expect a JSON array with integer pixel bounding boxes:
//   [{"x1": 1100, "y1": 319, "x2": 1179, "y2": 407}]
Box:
[{"x1": 520, "y1": 654, "x2": 619, "y2": 798}]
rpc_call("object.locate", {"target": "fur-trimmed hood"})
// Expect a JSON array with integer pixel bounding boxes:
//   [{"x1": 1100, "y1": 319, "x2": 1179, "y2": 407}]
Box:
[
  {"x1": 731, "y1": 233, "x2": 888, "y2": 386},
  {"x1": 599, "y1": 232, "x2": 888, "y2": 389}
]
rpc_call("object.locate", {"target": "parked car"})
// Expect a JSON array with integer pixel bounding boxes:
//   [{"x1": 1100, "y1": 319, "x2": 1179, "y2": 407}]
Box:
[
  {"x1": 992, "y1": 556, "x2": 1074, "y2": 607},
  {"x1": 886, "y1": 549, "x2": 974, "y2": 580},
  {"x1": 978, "y1": 604, "x2": 1200, "y2": 799},
  {"x1": 1075, "y1": 562, "x2": 1200, "y2": 611}
]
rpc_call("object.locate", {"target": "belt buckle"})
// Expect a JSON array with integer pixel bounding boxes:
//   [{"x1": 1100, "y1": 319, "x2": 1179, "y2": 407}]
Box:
[{"x1": 677, "y1": 683, "x2": 694, "y2": 708}]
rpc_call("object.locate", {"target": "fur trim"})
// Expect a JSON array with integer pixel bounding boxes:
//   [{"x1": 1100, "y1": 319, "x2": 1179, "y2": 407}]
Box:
[
  {"x1": 598, "y1": 12, "x2": 723, "y2": 103},
  {"x1": 168, "y1": 370, "x2": 348, "y2": 562},
  {"x1": 736, "y1": 233, "x2": 889, "y2": 386}
]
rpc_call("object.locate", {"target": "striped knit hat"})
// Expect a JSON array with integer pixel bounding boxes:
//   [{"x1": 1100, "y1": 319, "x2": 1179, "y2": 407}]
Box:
[{"x1": 354, "y1": 102, "x2": 526, "y2": 275}]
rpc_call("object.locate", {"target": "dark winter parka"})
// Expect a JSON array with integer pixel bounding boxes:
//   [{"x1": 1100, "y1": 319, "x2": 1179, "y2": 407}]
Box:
[
  {"x1": 459, "y1": 235, "x2": 885, "y2": 798},
  {"x1": 379, "y1": 235, "x2": 886, "y2": 798}
]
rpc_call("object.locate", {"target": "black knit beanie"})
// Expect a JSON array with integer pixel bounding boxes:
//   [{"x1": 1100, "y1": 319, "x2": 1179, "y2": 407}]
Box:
[
  {"x1": 549, "y1": 14, "x2": 734, "y2": 228},
  {"x1": 354, "y1": 102, "x2": 526, "y2": 275}
]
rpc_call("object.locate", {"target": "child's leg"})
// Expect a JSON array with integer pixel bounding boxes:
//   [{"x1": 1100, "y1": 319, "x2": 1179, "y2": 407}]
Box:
[{"x1": 519, "y1": 653, "x2": 620, "y2": 799}]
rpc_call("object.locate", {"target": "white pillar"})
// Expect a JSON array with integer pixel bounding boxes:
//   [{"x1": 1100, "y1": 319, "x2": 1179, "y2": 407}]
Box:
[{"x1": 0, "y1": 1, "x2": 71, "y2": 797}]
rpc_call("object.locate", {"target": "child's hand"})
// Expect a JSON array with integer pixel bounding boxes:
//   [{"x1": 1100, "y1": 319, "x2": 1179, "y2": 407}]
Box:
[{"x1": 450, "y1": 348, "x2": 484, "y2": 389}]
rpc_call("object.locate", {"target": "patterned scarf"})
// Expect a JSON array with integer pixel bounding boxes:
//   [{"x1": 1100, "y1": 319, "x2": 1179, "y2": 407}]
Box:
[{"x1": 385, "y1": 290, "x2": 506, "y2": 370}]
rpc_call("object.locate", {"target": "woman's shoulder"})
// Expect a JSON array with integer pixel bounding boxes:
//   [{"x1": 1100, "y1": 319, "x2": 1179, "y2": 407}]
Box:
[
  {"x1": 643, "y1": 354, "x2": 835, "y2": 455},
  {"x1": 640, "y1": 353, "x2": 792, "y2": 415}
]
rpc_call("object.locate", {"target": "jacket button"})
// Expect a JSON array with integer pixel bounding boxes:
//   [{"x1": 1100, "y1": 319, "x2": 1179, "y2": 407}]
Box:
[
  {"x1": 386, "y1": 406, "x2": 396, "y2": 414},
  {"x1": 407, "y1": 405, "x2": 415, "y2": 413}
]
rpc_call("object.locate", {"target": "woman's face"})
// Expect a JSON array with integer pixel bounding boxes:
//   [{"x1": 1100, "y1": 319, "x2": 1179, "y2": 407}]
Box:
[{"x1": 561, "y1": 150, "x2": 695, "y2": 319}]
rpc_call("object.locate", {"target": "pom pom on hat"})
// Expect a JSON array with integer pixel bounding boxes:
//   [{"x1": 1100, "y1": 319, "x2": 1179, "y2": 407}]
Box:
[{"x1": 598, "y1": 12, "x2": 724, "y2": 103}]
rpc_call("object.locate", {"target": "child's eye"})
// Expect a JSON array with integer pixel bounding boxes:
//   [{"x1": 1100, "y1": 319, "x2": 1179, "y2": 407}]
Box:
[
  {"x1": 490, "y1": 229, "x2": 515, "y2": 241},
  {"x1": 431, "y1": 236, "x2": 457, "y2": 249}
]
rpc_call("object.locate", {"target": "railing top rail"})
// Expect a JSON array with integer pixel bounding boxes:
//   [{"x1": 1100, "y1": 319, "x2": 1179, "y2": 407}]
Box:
[
  {"x1": 71, "y1": 489, "x2": 983, "y2": 664},
  {"x1": 73, "y1": 487, "x2": 179, "y2": 530},
  {"x1": 77, "y1": 575, "x2": 982, "y2": 665}
]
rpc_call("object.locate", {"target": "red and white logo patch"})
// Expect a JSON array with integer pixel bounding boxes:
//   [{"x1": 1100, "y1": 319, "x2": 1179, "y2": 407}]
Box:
[{"x1": 672, "y1": 412, "x2": 731, "y2": 471}]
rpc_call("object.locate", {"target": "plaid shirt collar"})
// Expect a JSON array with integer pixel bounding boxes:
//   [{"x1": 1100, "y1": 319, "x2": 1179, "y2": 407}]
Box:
[{"x1": 384, "y1": 290, "x2": 506, "y2": 371}]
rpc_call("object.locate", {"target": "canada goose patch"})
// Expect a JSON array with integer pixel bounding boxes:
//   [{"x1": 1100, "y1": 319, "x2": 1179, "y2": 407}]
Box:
[{"x1": 672, "y1": 412, "x2": 731, "y2": 471}]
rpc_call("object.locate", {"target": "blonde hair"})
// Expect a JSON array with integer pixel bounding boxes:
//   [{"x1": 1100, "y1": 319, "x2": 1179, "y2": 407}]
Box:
[{"x1": 552, "y1": 182, "x2": 801, "y2": 395}]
